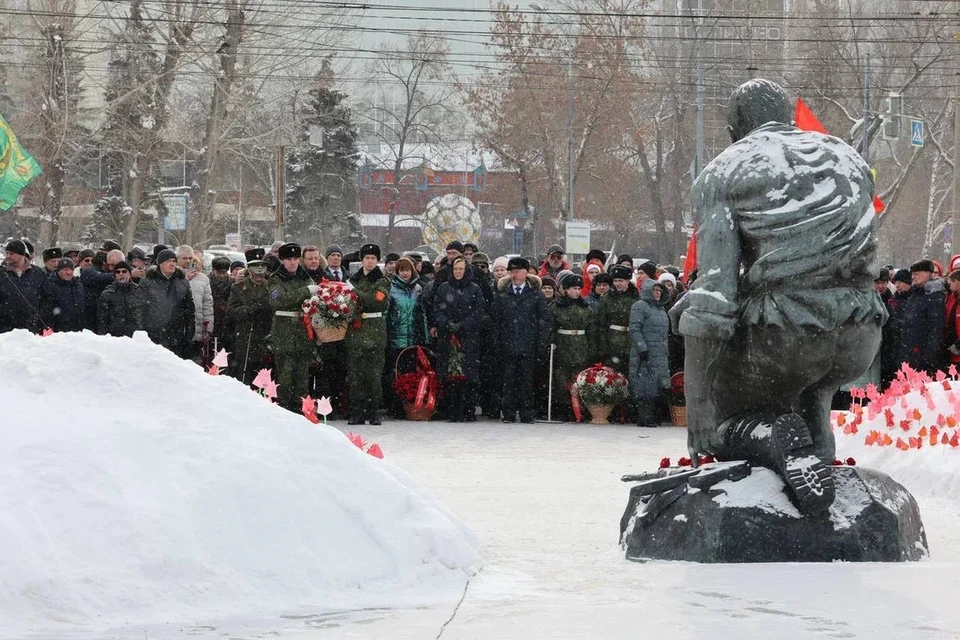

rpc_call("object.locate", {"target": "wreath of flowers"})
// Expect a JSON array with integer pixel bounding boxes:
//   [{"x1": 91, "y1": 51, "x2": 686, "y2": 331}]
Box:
[
  {"x1": 301, "y1": 280, "x2": 359, "y2": 338},
  {"x1": 572, "y1": 363, "x2": 629, "y2": 406}
]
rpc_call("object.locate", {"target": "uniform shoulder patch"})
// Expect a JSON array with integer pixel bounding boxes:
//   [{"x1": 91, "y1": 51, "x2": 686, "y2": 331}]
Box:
[{"x1": 270, "y1": 288, "x2": 280, "y2": 299}]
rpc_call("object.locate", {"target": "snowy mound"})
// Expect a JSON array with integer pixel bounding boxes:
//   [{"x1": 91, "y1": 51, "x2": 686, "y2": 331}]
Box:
[{"x1": 0, "y1": 330, "x2": 480, "y2": 637}]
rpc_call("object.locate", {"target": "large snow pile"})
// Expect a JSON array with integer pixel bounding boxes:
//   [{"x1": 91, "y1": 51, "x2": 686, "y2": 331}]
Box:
[
  {"x1": 833, "y1": 367, "x2": 960, "y2": 498},
  {"x1": 0, "y1": 330, "x2": 480, "y2": 637}
]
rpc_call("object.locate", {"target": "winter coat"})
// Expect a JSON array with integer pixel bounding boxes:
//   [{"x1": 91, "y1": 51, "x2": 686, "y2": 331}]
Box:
[
  {"x1": 40, "y1": 274, "x2": 85, "y2": 332},
  {"x1": 628, "y1": 280, "x2": 671, "y2": 400},
  {"x1": 387, "y1": 273, "x2": 425, "y2": 351},
  {"x1": 97, "y1": 281, "x2": 143, "y2": 337},
  {"x1": 209, "y1": 273, "x2": 233, "y2": 340},
  {"x1": 79, "y1": 266, "x2": 114, "y2": 331},
  {"x1": 139, "y1": 266, "x2": 195, "y2": 356},
  {"x1": 882, "y1": 290, "x2": 909, "y2": 382},
  {"x1": 596, "y1": 282, "x2": 639, "y2": 372},
  {"x1": 944, "y1": 290, "x2": 960, "y2": 365},
  {"x1": 538, "y1": 259, "x2": 570, "y2": 281},
  {"x1": 585, "y1": 291, "x2": 604, "y2": 313},
  {"x1": 0, "y1": 265, "x2": 46, "y2": 333},
  {"x1": 434, "y1": 269, "x2": 485, "y2": 382},
  {"x1": 550, "y1": 295, "x2": 596, "y2": 398},
  {"x1": 267, "y1": 266, "x2": 314, "y2": 355},
  {"x1": 345, "y1": 266, "x2": 391, "y2": 352},
  {"x1": 898, "y1": 278, "x2": 947, "y2": 375},
  {"x1": 186, "y1": 271, "x2": 215, "y2": 341},
  {"x1": 491, "y1": 277, "x2": 550, "y2": 358},
  {"x1": 224, "y1": 274, "x2": 273, "y2": 370}
]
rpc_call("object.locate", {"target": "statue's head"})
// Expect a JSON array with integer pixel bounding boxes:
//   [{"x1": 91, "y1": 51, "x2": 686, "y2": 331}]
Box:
[{"x1": 726, "y1": 79, "x2": 792, "y2": 142}]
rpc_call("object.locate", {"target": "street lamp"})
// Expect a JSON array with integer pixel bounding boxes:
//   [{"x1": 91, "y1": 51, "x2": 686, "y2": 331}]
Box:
[{"x1": 530, "y1": 3, "x2": 575, "y2": 223}]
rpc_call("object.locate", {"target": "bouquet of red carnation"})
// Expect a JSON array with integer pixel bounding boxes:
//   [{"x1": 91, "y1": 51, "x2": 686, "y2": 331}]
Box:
[
  {"x1": 572, "y1": 363, "x2": 629, "y2": 406},
  {"x1": 302, "y1": 279, "x2": 359, "y2": 334},
  {"x1": 393, "y1": 373, "x2": 423, "y2": 403}
]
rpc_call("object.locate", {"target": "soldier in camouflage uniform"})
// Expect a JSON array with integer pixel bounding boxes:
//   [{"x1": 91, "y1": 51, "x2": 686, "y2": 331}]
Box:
[
  {"x1": 346, "y1": 243, "x2": 392, "y2": 425},
  {"x1": 224, "y1": 260, "x2": 273, "y2": 385},
  {"x1": 267, "y1": 243, "x2": 320, "y2": 412},
  {"x1": 549, "y1": 274, "x2": 596, "y2": 421},
  {"x1": 597, "y1": 264, "x2": 640, "y2": 422}
]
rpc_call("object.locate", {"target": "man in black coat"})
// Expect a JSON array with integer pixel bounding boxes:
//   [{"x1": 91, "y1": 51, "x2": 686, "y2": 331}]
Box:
[
  {"x1": 898, "y1": 259, "x2": 946, "y2": 376},
  {"x1": 40, "y1": 258, "x2": 85, "y2": 332},
  {"x1": 0, "y1": 239, "x2": 46, "y2": 333},
  {"x1": 492, "y1": 257, "x2": 550, "y2": 423},
  {"x1": 98, "y1": 261, "x2": 143, "y2": 337},
  {"x1": 79, "y1": 250, "x2": 117, "y2": 331},
  {"x1": 139, "y1": 249, "x2": 195, "y2": 357}
]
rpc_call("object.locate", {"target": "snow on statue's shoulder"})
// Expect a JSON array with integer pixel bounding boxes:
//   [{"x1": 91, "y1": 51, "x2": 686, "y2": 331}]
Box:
[{"x1": 0, "y1": 330, "x2": 480, "y2": 637}]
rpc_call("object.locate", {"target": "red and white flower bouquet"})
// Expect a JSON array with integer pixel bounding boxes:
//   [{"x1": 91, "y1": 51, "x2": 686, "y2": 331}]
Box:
[{"x1": 301, "y1": 280, "x2": 359, "y2": 342}]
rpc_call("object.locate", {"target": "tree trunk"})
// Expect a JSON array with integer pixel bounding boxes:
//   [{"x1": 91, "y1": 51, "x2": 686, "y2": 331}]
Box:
[
  {"x1": 37, "y1": 25, "x2": 67, "y2": 249},
  {"x1": 122, "y1": 5, "x2": 197, "y2": 250},
  {"x1": 190, "y1": 0, "x2": 244, "y2": 246},
  {"x1": 383, "y1": 153, "x2": 404, "y2": 253}
]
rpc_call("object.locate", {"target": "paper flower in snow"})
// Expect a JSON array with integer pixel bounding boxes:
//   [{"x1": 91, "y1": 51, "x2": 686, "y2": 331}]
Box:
[
  {"x1": 40, "y1": 328, "x2": 53, "y2": 337},
  {"x1": 252, "y1": 368, "x2": 273, "y2": 389},
  {"x1": 317, "y1": 396, "x2": 333, "y2": 416},
  {"x1": 212, "y1": 348, "x2": 230, "y2": 368}
]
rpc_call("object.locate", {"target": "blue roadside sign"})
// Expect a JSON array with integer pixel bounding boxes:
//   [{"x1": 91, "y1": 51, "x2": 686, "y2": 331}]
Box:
[{"x1": 911, "y1": 119, "x2": 924, "y2": 147}]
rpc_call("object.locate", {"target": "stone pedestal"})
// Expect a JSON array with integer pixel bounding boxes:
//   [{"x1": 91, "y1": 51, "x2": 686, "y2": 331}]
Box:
[{"x1": 620, "y1": 465, "x2": 928, "y2": 563}]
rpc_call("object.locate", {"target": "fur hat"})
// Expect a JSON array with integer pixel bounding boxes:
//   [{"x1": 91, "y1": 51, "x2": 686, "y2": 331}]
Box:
[
  {"x1": 113, "y1": 260, "x2": 131, "y2": 272},
  {"x1": 616, "y1": 253, "x2": 633, "y2": 266},
  {"x1": 230, "y1": 260, "x2": 245, "y2": 272},
  {"x1": 609, "y1": 265, "x2": 633, "y2": 281},
  {"x1": 445, "y1": 240, "x2": 465, "y2": 254},
  {"x1": 637, "y1": 261, "x2": 657, "y2": 279},
  {"x1": 4, "y1": 239, "x2": 28, "y2": 257},
  {"x1": 540, "y1": 276, "x2": 557, "y2": 289},
  {"x1": 471, "y1": 252, "x2": 490, "y2": 266},
  {"x1": 211, "y1": 256, "x2": 232, "y2": 271},
  {"x1": 463, "y1": 242, "x2": 479, "y2": 253},
  {"x1": 563, "y1": 274, "x2": 584, "y2": 288},
  {"x1": 592, "y1": 273, "x2": 613, "y2": 286},
  {"x1": 155, "y1": 249, "x2": 177, "y2": 264},
  {"x1": 384, "y1": 252, "x2": 400, "y2": 263},
  {"x1": 359, "y1": 243, "x2": 381, "y2": 260},
  {"x1": 910, "y1": 259, "x2": 934, "y2": 274},
  {"x1": 127, "y1": 247, "x2": 146, "y2": 262},
  {"x1": 658, "y1": 272, "x2": 677, "y2": 285},
  {"x1": 547, "y1": 244, "x2": 565, "y2": 256},
  {"x1": 892, "y1": 268, "x2": 911, "y2": 285},
  {"x1": 507, "y1": 256, "x2": 530, "y2": 271},
  {"x1": 876, "y1": 267, "x2": 891, "y2": 282},
  {"x1": 585, "y1": 249, "x2": 606, "y2": 264},
  {"x1": 101, "y1": 240, "x2": 122, "y2": 252},
  {"x1": 55, "y1": 257, "x2": 75, "y2": 272},
  {"x1": 42, "y1": 247, "x2": 63, "y2": 262},
  {"x1": 245, "y1": 247, "x2": 266, "y2": 262},
  {"x1": 278, "y1": 243, "x2": 302, "y2": 260}
]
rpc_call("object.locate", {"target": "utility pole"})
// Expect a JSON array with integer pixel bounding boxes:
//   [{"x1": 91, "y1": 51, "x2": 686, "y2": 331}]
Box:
[
  {"x1": 565, "y1": 51, "x2": 575, "y2": 223},
  {"x1": 694, "y1": 0, "x2": 705, "y2": 181},
  {"x1": 275, "y1": 145, "x2": 285, "y2": 242},
  {"x1": 861, "y1": 55, "x2": 871, "y2": 163},
  {"x1": 953, "y1": 98, "x2": 960, "y2": 256}
]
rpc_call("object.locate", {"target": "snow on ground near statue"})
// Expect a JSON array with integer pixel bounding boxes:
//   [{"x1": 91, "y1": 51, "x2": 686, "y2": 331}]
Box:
[{"x1": 0, "y1": 330, "x2": 479, "y2": 639}]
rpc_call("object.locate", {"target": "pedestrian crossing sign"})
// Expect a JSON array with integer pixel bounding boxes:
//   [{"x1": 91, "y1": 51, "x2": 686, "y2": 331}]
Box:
[{"x1": 911, "y1": 119, "x2": 924, "y2": 147}]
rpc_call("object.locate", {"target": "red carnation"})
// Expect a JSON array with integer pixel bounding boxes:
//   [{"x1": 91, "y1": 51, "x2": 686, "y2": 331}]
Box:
[
  {"x1": 831, "y1": 459, "x2": 843, "y2": 466},
  {"x1": 845, "y1": 457, "x2": 856, "y2": 466},
  {"x1": 678, "y1": 456, "x2": 692, "y2": 467},
  {"x1": 659, "y1": 457, "x2": 670, "y2": 469}
]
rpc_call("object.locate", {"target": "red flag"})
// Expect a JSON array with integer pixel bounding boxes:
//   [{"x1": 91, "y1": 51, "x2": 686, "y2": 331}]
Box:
[
  {"x1": 682, "y1": 229, "x2": 697, "y2": 284},
  {"x1": 794, "y1": 98, "x2": 828, "y2": 134}
]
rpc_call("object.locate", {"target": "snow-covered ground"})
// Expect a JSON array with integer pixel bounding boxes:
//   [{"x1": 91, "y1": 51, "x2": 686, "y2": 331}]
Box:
[{"x1": 3, "y1": 330, "x2": 959, "y2": 639}]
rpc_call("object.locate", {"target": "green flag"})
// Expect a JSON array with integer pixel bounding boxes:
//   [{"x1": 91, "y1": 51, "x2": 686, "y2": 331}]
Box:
[{"x1": 0, "y1": 114, "x2": 42, "y2": 211}]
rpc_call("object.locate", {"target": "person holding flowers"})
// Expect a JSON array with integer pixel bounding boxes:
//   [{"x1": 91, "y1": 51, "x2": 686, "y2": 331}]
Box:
[
  {"x1": 345, "y1": 243, "x2": 392, "y2": 425},
  {"x1": 434, "y1": 256, "x2": 485, "y2": 422},
  {"x1": 385, "y1": 257, "x2": 427, "y2": 418}
]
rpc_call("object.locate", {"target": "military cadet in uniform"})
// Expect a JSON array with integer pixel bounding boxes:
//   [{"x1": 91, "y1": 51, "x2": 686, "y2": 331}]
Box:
[
  {"x1": 345, "y1": 243, "x2": 391, "y2": 425},
  {"x1": 267, "y1": 243, "x2": 319, "y2": 412}
]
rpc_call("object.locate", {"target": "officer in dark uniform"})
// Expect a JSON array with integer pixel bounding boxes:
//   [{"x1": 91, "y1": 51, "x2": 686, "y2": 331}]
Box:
[{"x1": 345, "y1": 243, "x2": 391, "y2": 424}]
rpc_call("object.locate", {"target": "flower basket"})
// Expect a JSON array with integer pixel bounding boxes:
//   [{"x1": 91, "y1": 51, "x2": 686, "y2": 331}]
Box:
[
  {"x1": 572, "y1": 363, "x2": 629, "y2": 410},
  {"x1": 669, "y1": 404, "x2": 687, "y2": 427},
  {"x1": 403, "y1": 401, "x2": 434, "y2": 421},
  {"x1": 587, "y1": 404, "x2": 615, "y2": 425},
  {"x1": 316, "y1": 324, "x2": 347, "y2": 343},
  {"x1": 393, "y1": 346, "x2": 440, "y2": 420},
  {"x1": 301, "y1": 280, "x2": 359, "y2": 342}
]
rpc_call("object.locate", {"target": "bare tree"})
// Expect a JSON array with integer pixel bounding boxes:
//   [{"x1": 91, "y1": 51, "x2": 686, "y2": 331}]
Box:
[{"x1": 362, "y1": 31, "x2": 455, "y2": 253}]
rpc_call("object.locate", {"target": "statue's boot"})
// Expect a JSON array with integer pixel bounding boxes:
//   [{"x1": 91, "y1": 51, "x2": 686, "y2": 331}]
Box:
[{"x1": 722, "y1": 412, "x2": 835, "y2": 516}]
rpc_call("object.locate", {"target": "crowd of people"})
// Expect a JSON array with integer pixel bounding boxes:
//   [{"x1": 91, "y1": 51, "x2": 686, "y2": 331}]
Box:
[{"x1": 2, "y1": 235, "x2": 958, "y2": 425}]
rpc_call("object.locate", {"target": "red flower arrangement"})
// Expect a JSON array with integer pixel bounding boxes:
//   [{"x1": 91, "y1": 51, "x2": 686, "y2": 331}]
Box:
[
  {"x1": 572, "y1": 363, "x2": 629, "y2": 406},
  {"x1": 394, "y1": 372, "x2": 443, "y2": 403},
  {"x1": 301, "y1": 279, "x2": 359, "y2": 339}
]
